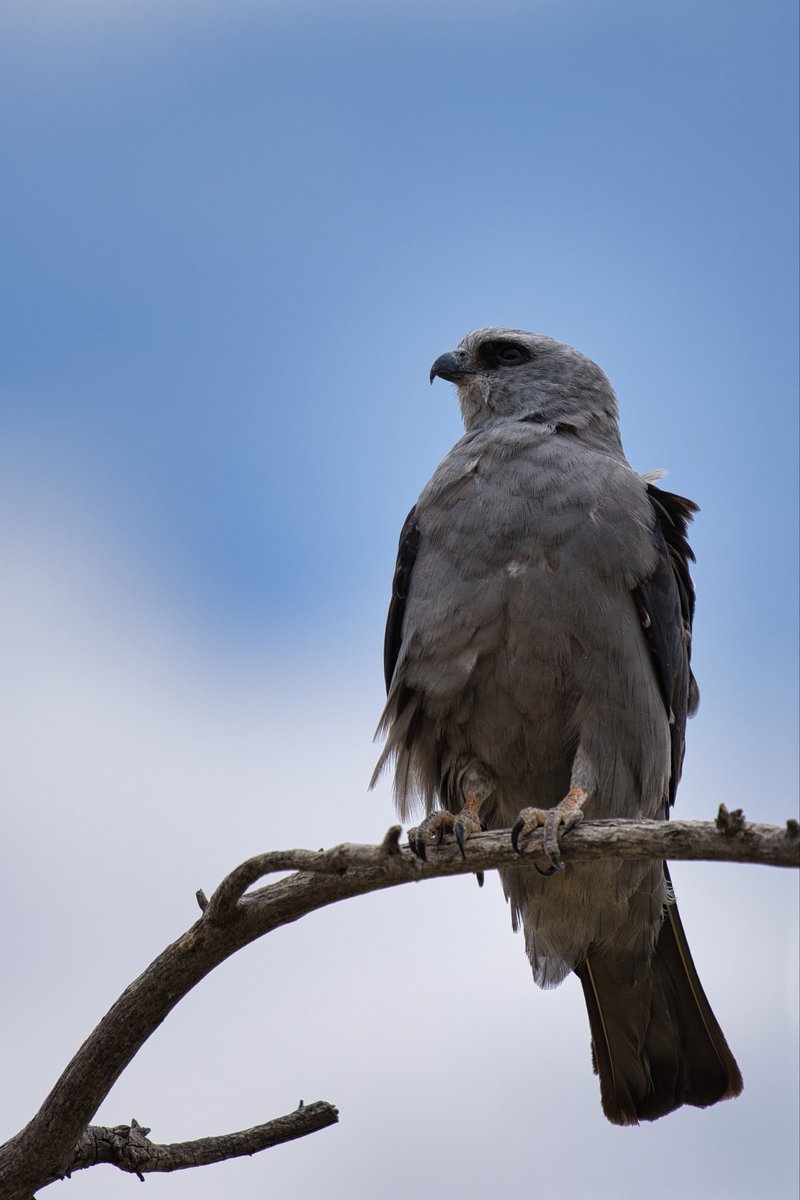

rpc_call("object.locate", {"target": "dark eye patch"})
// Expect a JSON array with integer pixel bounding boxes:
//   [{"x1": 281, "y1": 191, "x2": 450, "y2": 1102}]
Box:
[{"x1": 478, "y1": 340, "x2": 533, "y2": 369}]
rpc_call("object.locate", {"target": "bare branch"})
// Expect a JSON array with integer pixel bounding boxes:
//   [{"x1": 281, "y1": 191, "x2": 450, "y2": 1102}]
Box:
[
  {"x1": 0, "y1": 809, "x2": 796, "y2": 1199},
  {"x1": 66, "y1": 1103, "x2": 339, "y2": 1180},
  {"x1": 207, "y1": 810, "x2": 799, "y2": 924}
]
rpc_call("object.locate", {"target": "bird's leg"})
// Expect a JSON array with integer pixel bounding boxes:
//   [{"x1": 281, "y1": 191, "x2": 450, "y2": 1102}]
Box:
[
  {"x1": 513, "y1": 758, "x2": 594, "y2": 873},
  {"x1": 407, "y1": 762, "x2": 492, "y2": 861}
]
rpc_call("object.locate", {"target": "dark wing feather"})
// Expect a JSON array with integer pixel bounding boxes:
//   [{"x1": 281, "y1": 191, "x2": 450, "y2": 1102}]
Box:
[
  {"x1": 383, "y1": 506, "x2": 421, "y2": 692},
  {"x1": 632, "y1": 483, "x2": 699, "y2": 805},
  {"x1": 579, "y1": 488, "x2": 742, "y2": 1125}
]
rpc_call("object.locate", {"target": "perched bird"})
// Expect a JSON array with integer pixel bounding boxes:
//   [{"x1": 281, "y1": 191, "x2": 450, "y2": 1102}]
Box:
[{"x1": 373, "y1": 328, "x2": 743, "y2": 1125}]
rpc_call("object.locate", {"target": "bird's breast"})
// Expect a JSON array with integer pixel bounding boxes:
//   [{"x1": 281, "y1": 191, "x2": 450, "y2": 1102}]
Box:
[{"x1": 404, "y1": 432, "x2": 657, "y2": 706}]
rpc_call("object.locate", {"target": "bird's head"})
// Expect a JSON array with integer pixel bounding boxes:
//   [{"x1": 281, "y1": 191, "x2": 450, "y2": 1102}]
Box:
[{"x1": 430, "y1": 327, "x2": 623, "y2": 453}]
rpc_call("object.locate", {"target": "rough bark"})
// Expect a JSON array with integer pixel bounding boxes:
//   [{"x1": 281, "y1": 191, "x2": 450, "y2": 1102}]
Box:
[{"x1": 66, "y1": 1105, "x2": 339, "y2": 1179}]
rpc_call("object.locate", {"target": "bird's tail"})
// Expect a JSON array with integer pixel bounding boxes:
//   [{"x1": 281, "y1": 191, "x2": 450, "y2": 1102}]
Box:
[{"x1": 574, "y1": 877, "x2": 743, "y2": 1125}]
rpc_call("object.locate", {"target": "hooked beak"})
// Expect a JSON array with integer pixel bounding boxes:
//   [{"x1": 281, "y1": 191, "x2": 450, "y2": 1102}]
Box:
[{"x1": 429, "y1": 349, "x2": 473, "y2": 384}]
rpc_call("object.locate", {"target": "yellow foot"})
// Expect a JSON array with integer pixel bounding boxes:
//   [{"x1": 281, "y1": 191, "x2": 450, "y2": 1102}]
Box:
[
  {"x1": 510, "y1": 785, "x2": 588, "y2": 874},
  {"x1": 408, "y1": 794, "x2": 483, "y2": 861}
]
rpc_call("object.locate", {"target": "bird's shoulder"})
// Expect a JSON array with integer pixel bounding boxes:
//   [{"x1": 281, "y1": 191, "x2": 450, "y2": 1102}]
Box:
[{"x1": 417, "y1": 420, "x2": 653, "y2": 532}]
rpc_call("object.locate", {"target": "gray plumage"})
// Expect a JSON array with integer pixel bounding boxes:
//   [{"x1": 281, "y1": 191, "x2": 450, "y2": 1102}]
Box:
[{"x1": 373, "y1": 328, "x2": 742, "y2": 1124}]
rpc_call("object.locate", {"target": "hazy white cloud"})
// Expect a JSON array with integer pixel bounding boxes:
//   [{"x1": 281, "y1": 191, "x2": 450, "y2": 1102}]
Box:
[{"x1": 0, "y1": 474, "x2": 796, "y2": 1199}]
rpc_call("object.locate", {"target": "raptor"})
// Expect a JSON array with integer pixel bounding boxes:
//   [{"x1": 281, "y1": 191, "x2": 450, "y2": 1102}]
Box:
[{"x1": 373, "y1": 327, "x2": 743, "y2": 1124}]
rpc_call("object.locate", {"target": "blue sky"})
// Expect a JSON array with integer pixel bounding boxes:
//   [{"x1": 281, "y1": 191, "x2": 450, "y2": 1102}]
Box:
[{"x1": 1, "y1": 2, "x2": 797, "y2": 1197}]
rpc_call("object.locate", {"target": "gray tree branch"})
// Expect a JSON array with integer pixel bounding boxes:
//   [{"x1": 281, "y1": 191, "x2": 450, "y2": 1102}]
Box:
[
  {"x1": 0, "y1": 807, "x2": 796, "y2": 1199},
  {"x1": 66, "y1": 1104, "x2": 339, "y2": 1181}
]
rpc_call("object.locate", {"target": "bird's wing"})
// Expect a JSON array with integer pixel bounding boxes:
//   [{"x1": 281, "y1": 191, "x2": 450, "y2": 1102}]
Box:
[
  {"x1": 383, "y1": 505, "x2": 421, "y2": 692},
  {"x1": 632, "y1": 483, "x2": 699, "y2": 805}
]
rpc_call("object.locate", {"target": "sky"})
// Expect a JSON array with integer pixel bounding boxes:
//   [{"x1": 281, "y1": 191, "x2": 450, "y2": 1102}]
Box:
[{"x1": 0, "y1": 1, "x2": 798, "y2": 1197}]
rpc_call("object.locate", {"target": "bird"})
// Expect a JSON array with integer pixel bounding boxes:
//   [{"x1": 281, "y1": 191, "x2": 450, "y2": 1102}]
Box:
[{"x1": 372, "y1": 327, "x2": 743, "y2": 1125}]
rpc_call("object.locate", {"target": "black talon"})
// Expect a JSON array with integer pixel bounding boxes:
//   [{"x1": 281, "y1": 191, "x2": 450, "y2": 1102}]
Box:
[
  {"x1": 454, "y1": 822, "x2": 467, "y2": 859},
  {"x1": 543, "y1": 843, "x2": 566, "y2": 872},
  {"x1": 475, "y1": 871, "x2": 484, "y2": 888},
  {"x1": 535, "y1": 862, "x2": 560, "y2": 877},
  {"x1": 409, "y1": 833, "x2": 427, "y2": 861},
  {"x1": 511, "y1": 817, "x2": 525, "y2": 853}
]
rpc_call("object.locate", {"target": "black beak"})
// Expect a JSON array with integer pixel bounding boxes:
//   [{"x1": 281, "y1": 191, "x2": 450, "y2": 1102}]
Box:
[{"x1": 429, "y1": 349, "x2": 472, "y2": 384}]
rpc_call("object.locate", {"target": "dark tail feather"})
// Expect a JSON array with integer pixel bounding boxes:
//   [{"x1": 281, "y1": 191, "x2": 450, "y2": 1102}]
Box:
[{"x1": 574, "y1": 888, "x2": 743, "y2": 1125}]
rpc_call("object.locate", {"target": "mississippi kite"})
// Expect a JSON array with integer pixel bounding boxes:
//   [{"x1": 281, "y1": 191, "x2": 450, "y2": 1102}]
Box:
[{"x1": 373, "y1": 328, "x2": 743, "y2": 1124}]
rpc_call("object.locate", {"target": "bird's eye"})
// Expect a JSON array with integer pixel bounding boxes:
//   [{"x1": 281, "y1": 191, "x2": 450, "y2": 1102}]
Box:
[{"x1": 479, "y1": 340, "x2": 532, "y2": 369}]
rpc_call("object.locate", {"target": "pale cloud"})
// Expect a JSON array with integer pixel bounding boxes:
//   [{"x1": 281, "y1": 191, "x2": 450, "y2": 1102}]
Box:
[{"x1": 0, "y1": 468, "x2": 797, "y2": 1199}]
